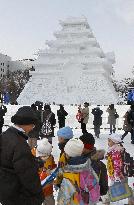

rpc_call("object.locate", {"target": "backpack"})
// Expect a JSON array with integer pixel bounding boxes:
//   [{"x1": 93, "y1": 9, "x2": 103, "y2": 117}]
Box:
[
  {"x1": 114, "y1": 113, "x2": 119, "y2": 119},
  {"x1": 41, "y1": 112, "x2": 53, "y2": 136},
  {"x1": 76, "y1": 111, "x2": 83, "y2": 123},
  {"x1": 77, "y1": 169, "x2": 100, "y2": 204},
  {"x1": 122, "y1": 150, "x2": 134, "y2": 177}
]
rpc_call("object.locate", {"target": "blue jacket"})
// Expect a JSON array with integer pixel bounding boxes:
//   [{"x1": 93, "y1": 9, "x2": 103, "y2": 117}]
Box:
[{"x1": 127, "y1": 92, "x2": 133, "y2": 101}]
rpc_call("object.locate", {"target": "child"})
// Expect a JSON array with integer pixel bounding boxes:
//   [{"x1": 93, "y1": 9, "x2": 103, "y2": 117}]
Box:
[
  {"x1": 57, "y1": 126, "x2": 73, "y2": 165},
  {"x1": 55, "y1": 127, "x2": 74, "y2": 187},
  {"x1": 34, "y1": 138, "x2": 56, "y2": 205},
  {"x1": 80, "y1": 133, "x2": 109, "y2": 204},
  {"x1": 106, "y1": 133, "x2": 125, "y2": 185},
  {"x1": 57, "y1": 138, "x2": 100, "y2": 205}
]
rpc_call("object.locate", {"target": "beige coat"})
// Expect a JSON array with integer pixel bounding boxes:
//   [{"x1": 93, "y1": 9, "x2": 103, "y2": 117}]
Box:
[
  {"x1": 81, "y1": 107, "x2": 89, "y2": 124},
  {"x1": 107, "y1": 108, "x2": 117, "y2": 125}
]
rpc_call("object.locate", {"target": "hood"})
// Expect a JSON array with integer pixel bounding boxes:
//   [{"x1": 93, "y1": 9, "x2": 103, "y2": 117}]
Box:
[
  {"x1": 64, "y1": 156, "x2": 91, "y2": 173},
  {"x1": 108, "y1": 144, "x2": 124, "y2": 153}
]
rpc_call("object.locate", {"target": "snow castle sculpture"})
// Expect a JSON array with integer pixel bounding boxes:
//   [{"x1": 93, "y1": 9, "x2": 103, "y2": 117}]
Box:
[{"x1": 18, "y1": 17, "x2": 118, "y2": 105}]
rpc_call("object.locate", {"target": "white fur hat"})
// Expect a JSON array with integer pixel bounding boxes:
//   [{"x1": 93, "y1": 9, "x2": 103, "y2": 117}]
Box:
[
  {"x1": 64, "y1": 138, "x2": 84, "y2": 157},
  {"x1": 36, "y1": 138, "x2": 52, "y2": 157},
  {"x1": 108, "y1": 133, "x2": 122, "y2": 144}
]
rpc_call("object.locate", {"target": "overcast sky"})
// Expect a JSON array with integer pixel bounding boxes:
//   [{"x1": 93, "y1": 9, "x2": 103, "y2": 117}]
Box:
[{"x1": 0, "y1": 0, "x2": 134, "y2": 78}]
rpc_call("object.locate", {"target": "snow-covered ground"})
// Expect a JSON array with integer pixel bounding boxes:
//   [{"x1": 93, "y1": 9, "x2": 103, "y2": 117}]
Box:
[{"x1": 1, "y1": 104, "x2": 134, "y2": 205}]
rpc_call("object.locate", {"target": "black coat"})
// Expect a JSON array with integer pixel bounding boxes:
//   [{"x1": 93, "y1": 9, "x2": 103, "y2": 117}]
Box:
[
  {"x1": 57, "y1": 109, "x2": 68, "y2": 122},
  {"x1": 0, "y1": 127, "x2": 44, "y2": 205},
  {"x1": 92, "y1": 108, "x2": 103, "y2": 126},
  {"x1": 0, "y1": 105, "x2": 7, "y2": 125}
]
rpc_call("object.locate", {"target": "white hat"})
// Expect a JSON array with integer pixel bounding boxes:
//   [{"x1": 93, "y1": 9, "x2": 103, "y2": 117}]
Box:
[
  {"x1": 64, "y1": 138, "x2": 84, "y2": 157},
  {"x1": 36, "y1": 138, "x2": 52, "y2": 157},
  {"x1": 108, "y1": 133, "x2": 122, "y2": 144}
]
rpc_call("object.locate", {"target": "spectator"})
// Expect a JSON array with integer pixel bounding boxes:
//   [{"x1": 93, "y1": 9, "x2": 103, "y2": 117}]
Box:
[
  {"x1": 127, "y1": 104, "x2": 134, "y2": 144},
  {"x1": 122, "y1": 109, "x2": 131, "y2": 140},
  {"x1": 92, "y1": 106, "x2": 103, "y2": 138},
  {"x1": 57, "y1": 104, "x2": 68, "y2": 128},
  {"x1": 127, "y1": 90, "x2": 133, "y2": 105},
  {"x1": 80, "y1": 102, "x2": 89, "y2": 134},
  {"x1": 28, "y1": 104, "x2": 41, "y2": 149},
  {"x1": 107, "y1": 104, "x2": 118, "y2": 134},
  {"x1": 0, "y1": 104, "x2": 7, "y2": 134},
  {"x1": 40, "y1": 105, "x2": 56, "y2": 144},
  {"x1": 0, "y1": 106, "x2": 44, "y2": 205}
]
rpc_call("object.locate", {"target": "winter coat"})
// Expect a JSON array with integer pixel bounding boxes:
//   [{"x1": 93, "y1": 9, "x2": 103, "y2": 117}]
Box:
[
  {"x1": 32, "y1": 148, "x2": 56, "y2": 197},
  {"x1": 123, "y1": 111, "x2": 131, "y2": 132},
  {"x1": 91, "y1": 150, "x2": 108, "y2": 196},
  {"x1": 57, "y1": 109, "x2": 68, "y2": 122},
  {"x1": 127, "y1": 92, "x2": 133, "y2": 101},
  {"x1": 81, "y1": 107, "x2": 89, "y2": 124},
  {"x1": 57, "y1": 156, "x2": 99, "y2": 205},
  {"x1": 106, "y1": 108, "x2": 117, "y2": 125},
  {"x1": 127, "y1": 109, "x2": 134, "y2": 127},
  {"x1": 106, "y1": 144, "x2": 124, "y2": 181},
  {"x1": 92, "y1": 108, "x2": 103, "y2": 126},
  {"x1": 0, "y1": 105, "x2": 7, "y2": 125},
  {"x1": 0, "y1": 127, "x2": 44, "y2": 205}
]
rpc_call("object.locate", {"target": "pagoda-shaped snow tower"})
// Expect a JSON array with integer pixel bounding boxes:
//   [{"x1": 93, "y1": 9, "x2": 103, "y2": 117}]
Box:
[{"x1": 18, "y1": 17, "x2": 118, "y2": 105}]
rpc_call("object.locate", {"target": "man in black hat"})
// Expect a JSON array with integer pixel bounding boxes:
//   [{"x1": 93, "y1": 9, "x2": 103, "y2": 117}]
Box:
[{"x1": 0, "y1": 106, "x2": 44, "y2": 205}]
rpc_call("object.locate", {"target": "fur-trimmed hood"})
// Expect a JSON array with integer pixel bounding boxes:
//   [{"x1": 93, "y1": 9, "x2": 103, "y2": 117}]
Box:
[{"x1": 107, "y1": 144, "x2": 124, "y2": 153}]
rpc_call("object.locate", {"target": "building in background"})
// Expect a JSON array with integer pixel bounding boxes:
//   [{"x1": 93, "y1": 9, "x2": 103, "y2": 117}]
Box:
[
  {"x1": 0, "y1": 53, "x2": 26, "y2": 77},
  {"x1": 0, "y1": 53, "x2": 11, "y2": 78}
]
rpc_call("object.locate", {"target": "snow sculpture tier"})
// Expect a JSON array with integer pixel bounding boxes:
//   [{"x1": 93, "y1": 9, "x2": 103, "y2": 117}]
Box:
[{"x1": 18, "y1": 17, "x2": 118, "y2": 105}]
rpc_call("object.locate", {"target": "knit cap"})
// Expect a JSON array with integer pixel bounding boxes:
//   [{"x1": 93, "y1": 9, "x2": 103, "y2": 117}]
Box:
[
  {"x1": 36, "y1": 138, "x2": 52, "y2": 157},
  {"x1": 108, "y1": 133, "x2": 122, "y2": 144},
  {"x1": 64, "y1": 138, "x2": 84, "y2": 157},
  {"x1": 57, "y1": 126, "x2": 73, "y2": 139}
]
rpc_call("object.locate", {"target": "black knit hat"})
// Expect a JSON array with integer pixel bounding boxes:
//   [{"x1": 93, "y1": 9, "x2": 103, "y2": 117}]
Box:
[
  {"x1": 11, "y1": 106, "x2": 38, "y2": 125},
  {"x1": 80, "y1": 133, "x2": 95, "y2": 145}
]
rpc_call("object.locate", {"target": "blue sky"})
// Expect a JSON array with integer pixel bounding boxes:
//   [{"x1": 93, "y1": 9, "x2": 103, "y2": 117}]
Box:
[{"x1": 0, "y1": 0, "x2": 134, "y2": 78}]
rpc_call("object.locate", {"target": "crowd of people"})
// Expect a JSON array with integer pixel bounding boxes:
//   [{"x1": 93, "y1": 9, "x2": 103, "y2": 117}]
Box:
[{"x1": 0, "y1": 103, "x2": 134, "y2": 205}]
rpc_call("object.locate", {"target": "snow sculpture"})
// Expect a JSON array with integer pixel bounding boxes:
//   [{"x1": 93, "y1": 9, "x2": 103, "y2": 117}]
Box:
[{"x1": 18, "y1": 17, "x2": 118, "y2": 105}]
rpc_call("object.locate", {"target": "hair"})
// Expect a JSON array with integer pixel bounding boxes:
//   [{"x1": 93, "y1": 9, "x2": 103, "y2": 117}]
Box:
[{"x1": 80, "y1": 133, "x2": 95, "y2": 145}]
